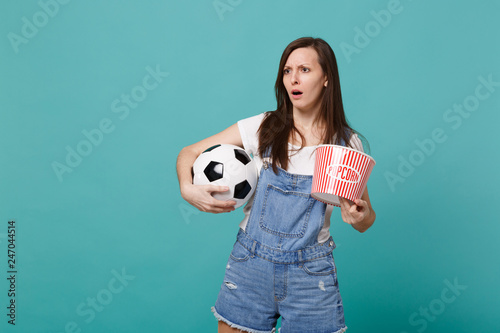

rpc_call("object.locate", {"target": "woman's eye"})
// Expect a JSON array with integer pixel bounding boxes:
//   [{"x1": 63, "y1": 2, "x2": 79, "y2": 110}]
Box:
[
  {"x1": 302, "y1": 67, "x2": 310, "y2": 72},
  {"x1": 283, "y1": 69, "x2": 290, "y2": 74}
]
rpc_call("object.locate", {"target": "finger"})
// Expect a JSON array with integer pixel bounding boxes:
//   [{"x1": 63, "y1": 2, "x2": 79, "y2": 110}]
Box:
[
  {"x1": 342, "y1": 197, "x2": 355, "y2": 207},
  {"x1": 352, "y1": 199, "x2": 367, "y2": 215},
  {"x1": 196, "y1": 197, "x2": 234, "y2": 212},
  {"x1": 340, "y1": 211, "x2": 350, "y2": 224},
  {"x1": 349, "y1": 202, "x2": 359, "y2": 214},
  {"x1": 339, "y1": 197, "x2": 351, "y2": 212},
  {"x1": 211, "y1": 198, "x2": 237, "y2": 208},
  {"x1": 339, "y1": 198, "x2": 351, "y2": 224},
  {"x1": 339, "y1": 197, "x2": 346, "y2": 209},
  {"x1": 355, "y1": 198, "x2": 368, "y2": 208},
  {"x1": 207, "y1": 185, "x2": 230, "y2": 193},
  {"x1": 217, "y1": 205, "x2": 237, "y2": 213},
  {"x1": 339, "y1": 197, "x2": 348, "y2": 215},
  {"x1": 213, "y1": 208, "x2": 231, "y2": 214},
  {"x1": 203, "y1": 203, "x2": 233, "y2": 213},
  {"x1": 341, "y1": 197, "x2": 361, "y2": 224}
]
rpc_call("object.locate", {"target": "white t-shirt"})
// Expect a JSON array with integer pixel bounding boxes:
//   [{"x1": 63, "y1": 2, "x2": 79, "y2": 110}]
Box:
[{"x1": 237, "y1": 112, "x2": 364, "y2": 243}]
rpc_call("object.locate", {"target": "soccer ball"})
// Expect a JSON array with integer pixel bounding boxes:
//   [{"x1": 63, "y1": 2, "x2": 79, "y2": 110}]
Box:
[{"x1": 192, "y1": 144, "x2": 258, "y2": 209}]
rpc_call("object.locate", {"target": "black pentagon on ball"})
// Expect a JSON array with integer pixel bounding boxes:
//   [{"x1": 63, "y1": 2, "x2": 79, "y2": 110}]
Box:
[
  {"x1": 204, "y1": 161, "x2": 224, "y2": 182},
  {"x1": 234, "y1": 149, "x2": 251, "y2": 165},
  {"x1": 234, "y1": 180, "x2": 252, "y2": 199}
]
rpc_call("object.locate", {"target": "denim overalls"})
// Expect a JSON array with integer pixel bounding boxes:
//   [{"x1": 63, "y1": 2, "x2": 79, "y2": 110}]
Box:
[{"x1": 212, "y1": 147, "x2": 347, "y2": 333}]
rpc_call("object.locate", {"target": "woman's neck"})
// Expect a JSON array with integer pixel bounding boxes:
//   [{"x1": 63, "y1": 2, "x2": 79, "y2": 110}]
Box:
[
  {"x1": 292, "y1": 106, "x2": 323, "y2": 130},
  {"x1": 290, "y1": 114, "x2": 326, "y2": 147}
]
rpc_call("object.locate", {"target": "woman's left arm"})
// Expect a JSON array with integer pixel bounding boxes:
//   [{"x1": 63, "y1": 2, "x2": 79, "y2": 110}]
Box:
[{"x1": 339, "y1": 187, "x2": 375, "y2": 233}]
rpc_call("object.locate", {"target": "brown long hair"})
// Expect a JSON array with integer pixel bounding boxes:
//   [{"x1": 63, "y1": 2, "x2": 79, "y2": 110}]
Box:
[{"x1": 258, "y1": 37, "x2": 362, "y2": 173}]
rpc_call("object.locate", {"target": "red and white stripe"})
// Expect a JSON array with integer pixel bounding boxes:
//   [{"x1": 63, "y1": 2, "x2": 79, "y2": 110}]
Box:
[{"x1": 312, "y1": 145, "x2": 375, "y2": 205}]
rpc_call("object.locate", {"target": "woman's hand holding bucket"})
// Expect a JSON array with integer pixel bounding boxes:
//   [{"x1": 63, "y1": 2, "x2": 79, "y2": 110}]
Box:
[{"x1": 339, "y1": 194, "x2": 374, "y2": 233}]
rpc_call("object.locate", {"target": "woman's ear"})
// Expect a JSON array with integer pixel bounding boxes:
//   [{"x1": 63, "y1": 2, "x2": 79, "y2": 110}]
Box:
[{"x1": 324, "y1": 80, "x2": 328, "y2": 87}]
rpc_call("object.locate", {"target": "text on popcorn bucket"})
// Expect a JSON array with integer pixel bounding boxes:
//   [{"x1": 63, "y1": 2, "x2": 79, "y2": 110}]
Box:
[{"x1": 327, "y1": 164, "x2": 361, "y2": 183}]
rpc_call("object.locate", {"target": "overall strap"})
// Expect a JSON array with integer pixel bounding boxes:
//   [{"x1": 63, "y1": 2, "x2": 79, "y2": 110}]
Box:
[
  {"x1": 263, "y1": 146, "x2": 271, "y2": 158},
  {"x1": 338, "y1": 129, "x2": 352, "y2": 147},
  {"x1": 261, "y1": 146, "x2": 272, "y2": 169}
]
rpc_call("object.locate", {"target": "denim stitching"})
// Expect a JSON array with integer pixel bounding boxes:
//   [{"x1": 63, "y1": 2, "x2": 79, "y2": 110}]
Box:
[{"x1": 274, "y1": 264, "x2": 288, "y2": 302}]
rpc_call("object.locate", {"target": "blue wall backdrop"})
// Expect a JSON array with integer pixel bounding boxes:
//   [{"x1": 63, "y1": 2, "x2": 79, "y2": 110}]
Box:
[{"x1": 1, "y1": 1, "x2": 499, "y2": 332}]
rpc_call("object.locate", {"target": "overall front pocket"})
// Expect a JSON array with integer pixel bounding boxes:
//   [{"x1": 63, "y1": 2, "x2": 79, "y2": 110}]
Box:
[
  {"x1": 259, "y1": 184, "x2": 315, "y2": 238},
  {"x1": 229, "y1": 241, "x2": 251, "y2": 262},
  {"x1": 301, "y1": 253, "x2": 337, "y2": 276}
]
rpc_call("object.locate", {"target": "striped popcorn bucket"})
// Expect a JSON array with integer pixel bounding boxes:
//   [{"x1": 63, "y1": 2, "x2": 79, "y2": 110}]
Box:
[{"x1": 311, "y1": 145, "x2": 376, "y2": 206}]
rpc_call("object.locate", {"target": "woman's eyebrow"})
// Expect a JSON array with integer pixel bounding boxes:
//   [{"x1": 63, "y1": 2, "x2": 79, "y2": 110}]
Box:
[{"x1": 284, "y1": 63, "x2": 312, "y2": 68}]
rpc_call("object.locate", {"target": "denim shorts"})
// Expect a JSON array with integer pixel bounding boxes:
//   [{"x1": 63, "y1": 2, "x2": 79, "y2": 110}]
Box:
[{"x1": 212, "y1": 237, "x2": 347, "y2": 333}]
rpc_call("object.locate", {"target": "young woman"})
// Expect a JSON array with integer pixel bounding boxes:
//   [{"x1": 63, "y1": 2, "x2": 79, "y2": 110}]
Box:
[{"x1": 177, "y1": 37, "x2": 375, "y2": 333}]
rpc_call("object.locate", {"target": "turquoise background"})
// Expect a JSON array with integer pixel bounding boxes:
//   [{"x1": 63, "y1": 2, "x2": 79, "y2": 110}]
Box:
[{"x1": 1, "y1": 0, "x2": 499, "y2": 332}]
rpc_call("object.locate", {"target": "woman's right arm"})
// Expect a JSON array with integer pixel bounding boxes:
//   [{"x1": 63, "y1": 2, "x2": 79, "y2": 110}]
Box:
[{"x1": 176, "y1": 123, "x2": 244, "y2": 214}]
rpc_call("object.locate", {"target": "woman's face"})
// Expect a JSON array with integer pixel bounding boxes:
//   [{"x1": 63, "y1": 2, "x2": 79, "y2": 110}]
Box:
[{"x1": 283, "y1": 47, "x2": 327, "y2": 114}]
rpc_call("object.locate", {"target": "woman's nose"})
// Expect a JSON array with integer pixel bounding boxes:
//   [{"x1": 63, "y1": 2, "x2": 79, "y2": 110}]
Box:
[{"x1": 290, "y1": 71, "x2": 299, "y2": 84}]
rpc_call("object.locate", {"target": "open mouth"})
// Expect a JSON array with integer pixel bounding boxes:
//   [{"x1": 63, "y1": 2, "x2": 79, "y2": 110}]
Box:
[{"x1": 292, "y1": 90, "x2": 303, "y2": 96}]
